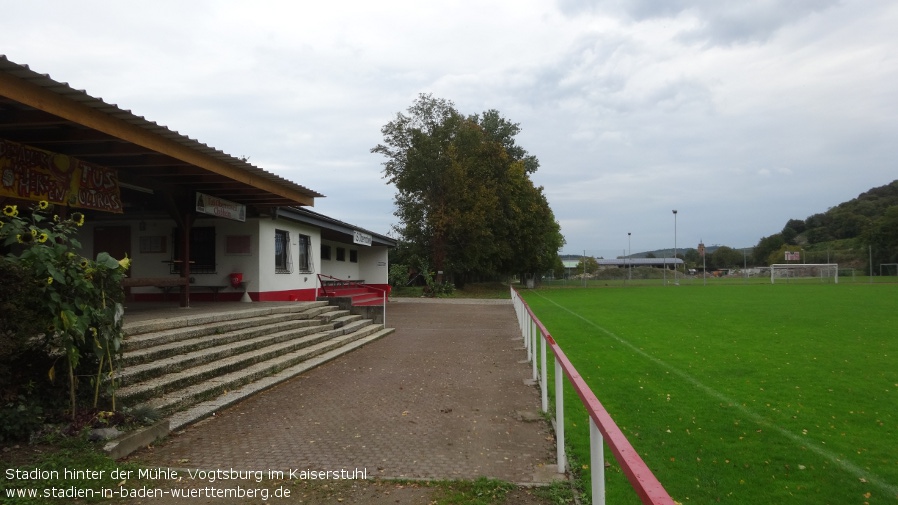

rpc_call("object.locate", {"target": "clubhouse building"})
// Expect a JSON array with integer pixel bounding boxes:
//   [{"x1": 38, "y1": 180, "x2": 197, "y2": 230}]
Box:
[{"x1": 0, "y1": 56, "x2": 395, "y2": 307}]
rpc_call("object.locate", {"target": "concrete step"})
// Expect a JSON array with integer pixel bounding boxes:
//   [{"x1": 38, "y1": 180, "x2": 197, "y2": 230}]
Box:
[
  {"x1": 135, "y1": 323, "x2": 389, "y2": 417},
  {"x1": 165, "y1": 326, "x2": 395, "y2": 431},
  {"x1": 333, "y1": 318, "x2": 378, "y2": 335},
  {"x1": 313, "y1": 307, "x2": 352, "y2": 323},
  {"x1": 123, "y1": 302, "x2": 330, "y2": 337},
  {"x1": 111, "y1": 302, "x2": 395, "y2": 456},
  {"x1": 117, "y1": 322, "x2": 334, "y2": 388},
  {"x1": 331, "y1": 313, "x2": 363, "y2": 329},
  {"x1": 122, "y1": 316, "x2": 322, "y2": 365},
  {"x1": 350, "y1": 295, "x2": 386, "y2": 306}
]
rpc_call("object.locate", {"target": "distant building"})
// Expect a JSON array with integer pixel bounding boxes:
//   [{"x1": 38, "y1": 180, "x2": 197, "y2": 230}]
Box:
[{"x1": 562, "y1": 258, "x2": 684, "y2": 270}]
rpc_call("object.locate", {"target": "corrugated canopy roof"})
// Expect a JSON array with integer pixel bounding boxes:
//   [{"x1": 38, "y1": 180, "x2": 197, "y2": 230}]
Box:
[{"x1": 0, "y1": 55, "x2": 323, "y2": 210}]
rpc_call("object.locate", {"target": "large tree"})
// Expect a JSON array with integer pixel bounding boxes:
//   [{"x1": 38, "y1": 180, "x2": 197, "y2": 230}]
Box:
[
  {"x1": 373, "y1": 94, "x2": 563, "y2": 285},
  {"x1": 709, "y1": 245, "x2": 744, "y2": 269},
  {"x1": 752, "y1": 233, "x2": 785, "y2": 265}
]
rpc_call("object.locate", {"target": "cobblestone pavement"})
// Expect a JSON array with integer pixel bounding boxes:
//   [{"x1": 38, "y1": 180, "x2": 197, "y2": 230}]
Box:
[{"x1": 131, "y1": 299, "x2": 559, "y2": 485}]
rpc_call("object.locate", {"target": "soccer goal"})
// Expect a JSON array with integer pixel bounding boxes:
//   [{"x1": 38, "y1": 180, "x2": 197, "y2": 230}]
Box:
[{"x1": 770, "y1": 264, "x2": 839, "y2": 284}]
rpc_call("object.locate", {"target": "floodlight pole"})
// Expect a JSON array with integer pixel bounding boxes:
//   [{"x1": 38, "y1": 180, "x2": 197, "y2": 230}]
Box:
[
  {"x1": 673, "y1": 210, "x2": 678, "y2": 285},
  {"x1": 628, "y1": 232, "x2": 632, "y2": 282}
]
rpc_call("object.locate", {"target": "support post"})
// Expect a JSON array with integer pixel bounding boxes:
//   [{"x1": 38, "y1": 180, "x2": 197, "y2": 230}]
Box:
[
  {"x1": 555, "y1": 356, "x2": 566, "y2": 473},
  {"x1": 531, "y1": 323, "x2": 538, "y2": 382},
  {"x1": 178, "y1": 213, "x2": 194, "y2": 308},
  {"x1": 540, "y1": 332, "x2": 548, "y2": 412},
  {"x1": 523, "y1": 310, "x2": 528, "y2": 350},
  {"x1": 590, "y1": 417, "x2": 606, "y2": 505}
]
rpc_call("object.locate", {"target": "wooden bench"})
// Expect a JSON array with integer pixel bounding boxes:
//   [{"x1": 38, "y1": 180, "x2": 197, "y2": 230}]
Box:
[
  {"x1": 122, "y1": 277, "x2": 229, "y2": 301},
  {"x1": 122, "y1": 277, "x2": 189, "y2": 289},
  {"x1": 189, "y1": 284, "x2": 229, "y2": 301},
  {"x1": 122, "y1": 277, "x2": 189, "y2": 302}
]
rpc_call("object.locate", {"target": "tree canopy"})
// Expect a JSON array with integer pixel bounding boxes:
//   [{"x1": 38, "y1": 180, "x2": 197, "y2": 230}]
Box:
[{"x1": 372, "y1": 94, "x2": 564, "y2": 286}]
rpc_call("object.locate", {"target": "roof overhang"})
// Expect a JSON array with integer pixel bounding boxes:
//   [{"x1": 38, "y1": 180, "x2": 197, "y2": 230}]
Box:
[
  {"x1": 0, "y1": 56, "x2": 323, "y2": 211},
  {"x1": 278, "y1": 206, "x2": 397, "y2": 248}
]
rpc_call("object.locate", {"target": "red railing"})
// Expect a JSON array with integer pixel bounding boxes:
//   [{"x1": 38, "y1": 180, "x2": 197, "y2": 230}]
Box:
[
  {"x1": 317, "y1": 274, "x2": 388, "y2": 327},
  {"x1": 511, "y1": 287, "x2": 675, "y2": 505},
  {"x1": 316, "y1": 274, "x2": 371, "y2": 296}
]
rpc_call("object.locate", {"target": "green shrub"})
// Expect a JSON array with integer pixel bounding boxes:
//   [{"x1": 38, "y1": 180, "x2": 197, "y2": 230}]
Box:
[
  {"x1": 0, "y1": 397, "x2": 44, "y2": 443},
  {"x1": 0, "y1": 201, "x2": 129, "y2": 433}
]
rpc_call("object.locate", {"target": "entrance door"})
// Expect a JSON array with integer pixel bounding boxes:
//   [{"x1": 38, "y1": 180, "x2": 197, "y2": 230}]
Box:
[{"x1": 93, "y1": 226, "x2": 131, "y2": 262}]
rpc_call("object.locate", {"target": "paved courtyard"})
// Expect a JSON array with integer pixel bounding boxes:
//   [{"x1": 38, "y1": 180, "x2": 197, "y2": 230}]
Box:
[{"x1": 131, "y1": 298, "x2": 559, "y2": 485}]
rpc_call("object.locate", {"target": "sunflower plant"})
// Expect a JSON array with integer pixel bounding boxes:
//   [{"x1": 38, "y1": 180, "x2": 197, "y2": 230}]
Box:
[{"x1": 1, "y1": 201, "x2": 129, "y2": 424}]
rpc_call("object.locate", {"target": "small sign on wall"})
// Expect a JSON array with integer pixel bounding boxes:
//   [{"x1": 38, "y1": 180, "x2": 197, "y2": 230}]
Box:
[{"x1": 353, "y1": 230, "x2": 372, "y2": 246}]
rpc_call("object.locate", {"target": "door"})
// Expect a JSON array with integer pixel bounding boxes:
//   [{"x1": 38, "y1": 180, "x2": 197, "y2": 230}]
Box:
[{"x1": 93, "y1": 225, "x2": 131, "y2": 262}]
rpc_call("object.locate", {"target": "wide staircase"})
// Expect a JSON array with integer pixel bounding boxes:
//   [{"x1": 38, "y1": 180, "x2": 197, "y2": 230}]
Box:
[{"x1": 116, "y1": 301, "x2": 393, "y2": 433}]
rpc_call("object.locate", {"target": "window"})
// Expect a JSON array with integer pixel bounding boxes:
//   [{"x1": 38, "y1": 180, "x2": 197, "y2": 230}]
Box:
[
  {"x1": 336, "y1": 247, "x2": 346, "y2": 262},
  {"x1": 321, "y1": 244, "x2": 331, "y2": 261},
  {"x1": 275, "y1": 229, "x2": 292, "y2": 273},
  {"x1": 349, "y1": 249, "x2": 358, "y2": 263},
  {"x1": 139, "y1": 236, "x2": 166, "y2": 254},
  {"x1": 299, "y1": 234, "x2": 312, "y2": 272},
  {"x1": 171, "y1": 227, "x2": 216, "y2": 274}
]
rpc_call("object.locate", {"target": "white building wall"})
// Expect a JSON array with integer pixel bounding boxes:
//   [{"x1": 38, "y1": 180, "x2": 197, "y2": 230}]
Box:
[
  {"x1": 319, "y1": 240, "x2": 361, "y2": 281},
  {"x1": 257, "y1": 218, "x2": 320, "y2": 295},
  {"x1": 358, "y1": 246, "x2": 390, "y2": 285},
  {"x1": 202, "y1": 217, "x2": 260, "y2": 291},
  {"x1": 79, "y1": 214, "x2": 389, "y2": 300}
]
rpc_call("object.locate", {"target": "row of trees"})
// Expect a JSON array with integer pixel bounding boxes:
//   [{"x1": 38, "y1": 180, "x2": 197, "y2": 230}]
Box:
[{"x1": 373, "y1": 94, "x2": 564, "y2": 288}]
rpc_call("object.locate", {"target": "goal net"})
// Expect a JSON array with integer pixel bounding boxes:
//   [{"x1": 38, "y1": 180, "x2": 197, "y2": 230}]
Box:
[{"x1": 770, "y1": 264, "x2": 839, "y2": 284}]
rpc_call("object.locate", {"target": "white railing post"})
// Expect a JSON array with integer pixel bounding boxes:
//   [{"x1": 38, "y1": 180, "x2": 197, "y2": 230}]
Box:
[
  {"x1": 590, "y1": 418, "x2": 606, "y2": 505},
  {"x1": 540, "y1": 331, "x2": 548, "y2": 412},
  {"x1": 509, "y1": 287, "x2": 676, "y2": 505},
  {"x1": 531, "y1": 321, "x2": 538, "y2": 381},
  {"x1": 524, "y1": 312, "x2": 533, "y2": 361},
  {"x1": 555, "y1": 356, "x2": 566, "y2": 474}
]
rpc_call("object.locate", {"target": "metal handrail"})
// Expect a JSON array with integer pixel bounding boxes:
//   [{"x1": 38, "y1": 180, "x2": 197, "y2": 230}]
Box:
[
  {"x1": 511, "y1": 286, "x2": 675, "y2": 505},
  {"x1": 317, "y1": 274, "x2": 388, "y2": 328}
]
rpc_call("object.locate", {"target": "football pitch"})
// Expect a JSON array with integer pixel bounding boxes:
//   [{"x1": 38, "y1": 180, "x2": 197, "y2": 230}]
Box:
[{"x1": 520, "y1": 283, "x2": 897, "y2": 504}]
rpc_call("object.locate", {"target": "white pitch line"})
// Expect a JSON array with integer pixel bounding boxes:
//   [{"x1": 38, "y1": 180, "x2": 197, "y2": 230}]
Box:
[{"x1": 532, "y1": 292, "x2": 898, "y2": 498}]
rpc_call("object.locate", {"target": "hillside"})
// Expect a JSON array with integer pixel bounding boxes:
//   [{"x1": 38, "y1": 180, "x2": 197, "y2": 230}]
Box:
[
  {"x1": 754, "y1": 180, "x2": 898, "y2": 267},
  {"x1": 788, "y1": 180, "x2": 898, "y2": 244}
]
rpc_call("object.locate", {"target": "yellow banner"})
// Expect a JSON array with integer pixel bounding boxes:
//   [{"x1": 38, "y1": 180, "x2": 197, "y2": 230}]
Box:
[{"x1": 0, "y1": 139, "x2": 123, "y2": 213}]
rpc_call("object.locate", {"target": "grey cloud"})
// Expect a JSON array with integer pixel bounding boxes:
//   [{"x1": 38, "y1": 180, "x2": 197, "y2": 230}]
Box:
[{"x1": 556, "y1": 0, "x2": 842, "y2": 45}]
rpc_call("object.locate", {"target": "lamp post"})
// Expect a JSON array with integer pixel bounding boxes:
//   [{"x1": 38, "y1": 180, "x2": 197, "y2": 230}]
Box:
[
  {"x1": 672, "y1": 210, "x2": 678, "y2": 285},
  {"x1": 628, "y1": 232, "x2": 632, "y2": 282}
]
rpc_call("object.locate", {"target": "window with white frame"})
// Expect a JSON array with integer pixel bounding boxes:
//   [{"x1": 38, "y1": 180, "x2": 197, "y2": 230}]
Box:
[
  {"x1": 298, "y1": 234, "x2": 312, "y2": 272},
  {"x1": 275, "y1": 229, "x2": 292, "y2": 273}
]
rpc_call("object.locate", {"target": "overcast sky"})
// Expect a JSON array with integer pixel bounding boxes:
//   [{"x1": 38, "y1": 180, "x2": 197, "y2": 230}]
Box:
[{"x1": 2, "y1": 1, "x2": 895, "y2": 256}]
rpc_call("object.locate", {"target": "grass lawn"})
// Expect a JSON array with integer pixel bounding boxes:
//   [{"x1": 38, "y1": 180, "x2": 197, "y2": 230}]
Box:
[
  {"x1": 520, "y1": 283, "x2": 898, "y2": 504},
  {"x1": 391, "y1": 281, "x2": 512, "y2": 299}
]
